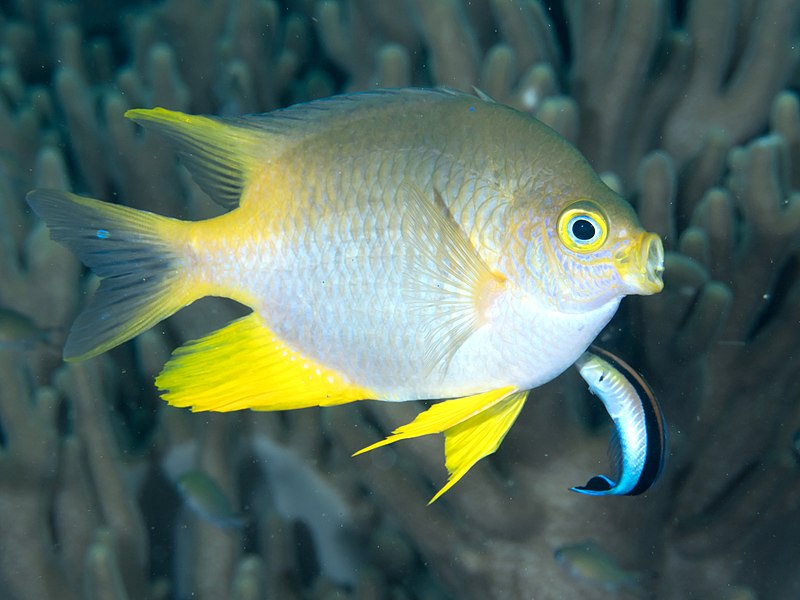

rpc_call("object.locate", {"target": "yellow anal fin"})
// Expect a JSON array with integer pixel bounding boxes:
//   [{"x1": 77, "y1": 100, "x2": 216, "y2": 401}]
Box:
[
  {"x1": 156, "y1": 313, "x2": 374, "y2": 412},
  {"x1": 354, "y1": 386, "x2": 526, "y2": 503}
]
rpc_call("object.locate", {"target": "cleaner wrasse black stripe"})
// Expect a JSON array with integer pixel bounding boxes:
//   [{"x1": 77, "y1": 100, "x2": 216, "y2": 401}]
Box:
[{"x1": 570, "y1": 346, "x2": 667, "y2": 496}]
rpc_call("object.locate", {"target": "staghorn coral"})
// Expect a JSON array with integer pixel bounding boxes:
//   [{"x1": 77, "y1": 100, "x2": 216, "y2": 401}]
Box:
[
  {"x1": 0, "y1": 1, "x2": 799, "y2": 599},
  {"x1": 634, "y1": 91, "x2": 800, "y2": 599}
]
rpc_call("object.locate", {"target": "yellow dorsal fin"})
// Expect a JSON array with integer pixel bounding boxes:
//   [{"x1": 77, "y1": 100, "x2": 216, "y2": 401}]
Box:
[
  {"x1": 354, "y1": 386, "x2": 525, "y2": 502},
  {"x1": 156, "y1": 313, "x2": 374, "y2": 411},
  {"x1": 125, "y1": 108, "x2": 266, "y2": 210}
]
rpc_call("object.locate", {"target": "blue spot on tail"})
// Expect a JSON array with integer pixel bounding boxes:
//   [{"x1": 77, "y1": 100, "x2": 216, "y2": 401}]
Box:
[{"x1": 96, "y1": 229, "x2": 110, "y2": 239}]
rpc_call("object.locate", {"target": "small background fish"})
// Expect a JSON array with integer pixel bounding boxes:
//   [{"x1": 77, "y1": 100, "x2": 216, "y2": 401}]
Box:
[
  {"x1": 554, "y1": 540, "x2": 647, "y2": 596},
  {"x1": 0, "y1": 306, "x2": 57, "y2": 350},
  {"x1": 175, "y1": 469, "x2": 244, "y2": 530}
]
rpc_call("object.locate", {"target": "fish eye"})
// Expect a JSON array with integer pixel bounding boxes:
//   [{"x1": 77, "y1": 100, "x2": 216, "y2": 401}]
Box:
[
  {"x1": 557, "y1": 203, "x2": 608, "y2": 252},
  {"x1": 569, "y1": 216, "x2": 598, "y2": 242}
]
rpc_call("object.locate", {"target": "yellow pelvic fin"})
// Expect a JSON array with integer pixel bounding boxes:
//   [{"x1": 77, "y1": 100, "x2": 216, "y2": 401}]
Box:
[
  {"x1": 433, "y1": 390, "x2": 528, "y2": 503},
  {"x1": 354, "y1": 386, "x2": 526, "y2": 503},
  {"x1": 156, "y1": 313, "x2": 375, "y2": 412},
  {"x1": 125, "y1": 108, "x2": 266, "y2": 211},
  {"x1": 26, "y1": 190, "x2": 196, "y2": 361}
]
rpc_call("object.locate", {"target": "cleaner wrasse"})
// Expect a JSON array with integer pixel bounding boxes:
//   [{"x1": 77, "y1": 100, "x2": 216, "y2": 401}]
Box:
[{"x1": 572, "y1": 347, "x2": 667, "y2": 496}]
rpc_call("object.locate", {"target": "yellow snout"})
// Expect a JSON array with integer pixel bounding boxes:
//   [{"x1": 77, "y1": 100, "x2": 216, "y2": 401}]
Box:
[{"x1": 620, "y1": 233, "x2": 664, "y2": 295}]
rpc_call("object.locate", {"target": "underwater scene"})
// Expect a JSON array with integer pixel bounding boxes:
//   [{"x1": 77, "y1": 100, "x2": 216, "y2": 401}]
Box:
[{"x1": 0, "y1": 0, "x2": 799, "y2": 598}]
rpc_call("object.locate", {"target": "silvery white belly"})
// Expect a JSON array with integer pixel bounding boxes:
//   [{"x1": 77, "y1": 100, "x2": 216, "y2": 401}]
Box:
[
  {"x1": 427, "y1": 293, "x2": 621, "y2": 400},
  {"x1": 253, "y1": 241, "x2": 620, "y2": 400}
]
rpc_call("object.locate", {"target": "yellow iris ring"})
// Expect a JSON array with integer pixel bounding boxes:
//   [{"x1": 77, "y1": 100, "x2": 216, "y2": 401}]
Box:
[{"x1": 557, "y1": 202, "x2": 608, "y2": 253}]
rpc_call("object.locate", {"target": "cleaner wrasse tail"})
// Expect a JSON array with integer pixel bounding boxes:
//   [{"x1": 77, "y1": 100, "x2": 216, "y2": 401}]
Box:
[{"x1": 25, "y1": 190, "x2": 200, "y2": 361}]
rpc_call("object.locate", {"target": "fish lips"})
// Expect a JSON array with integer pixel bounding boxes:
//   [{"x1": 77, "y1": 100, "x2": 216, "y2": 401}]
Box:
[{"x1": 620, "y1": 233, "x2": 664, "y2": 295}]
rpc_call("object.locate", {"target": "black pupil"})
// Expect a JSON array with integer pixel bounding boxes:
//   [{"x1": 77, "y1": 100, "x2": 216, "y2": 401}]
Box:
[{"x1": 572, "y1": 218, "x2": 596, "y2": 241}]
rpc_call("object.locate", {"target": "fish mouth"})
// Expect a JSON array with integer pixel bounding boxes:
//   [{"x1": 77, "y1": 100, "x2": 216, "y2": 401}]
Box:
[{"x1": 621, "y1": 233, "x2": 664, "y2": 295}]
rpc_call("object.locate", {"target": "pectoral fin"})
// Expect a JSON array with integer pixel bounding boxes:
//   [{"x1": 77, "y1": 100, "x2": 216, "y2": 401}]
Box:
[
  {"x1": 400, "y1": 185, "x2": 506, "y2": 375},
  {"x1": 354, "y1": 386, "x2": 526, "y2": 503}
]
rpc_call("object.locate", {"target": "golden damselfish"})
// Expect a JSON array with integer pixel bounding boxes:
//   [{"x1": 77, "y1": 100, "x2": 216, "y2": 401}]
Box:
[{"x1": 28, "y1": 89, "x2": 664, "y2": 502}]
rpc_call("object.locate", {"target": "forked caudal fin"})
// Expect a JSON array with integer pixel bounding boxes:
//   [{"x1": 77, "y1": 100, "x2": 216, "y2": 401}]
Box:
[{"x1": 26, "y1": 190, "x2": 198, "y2": 361}]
